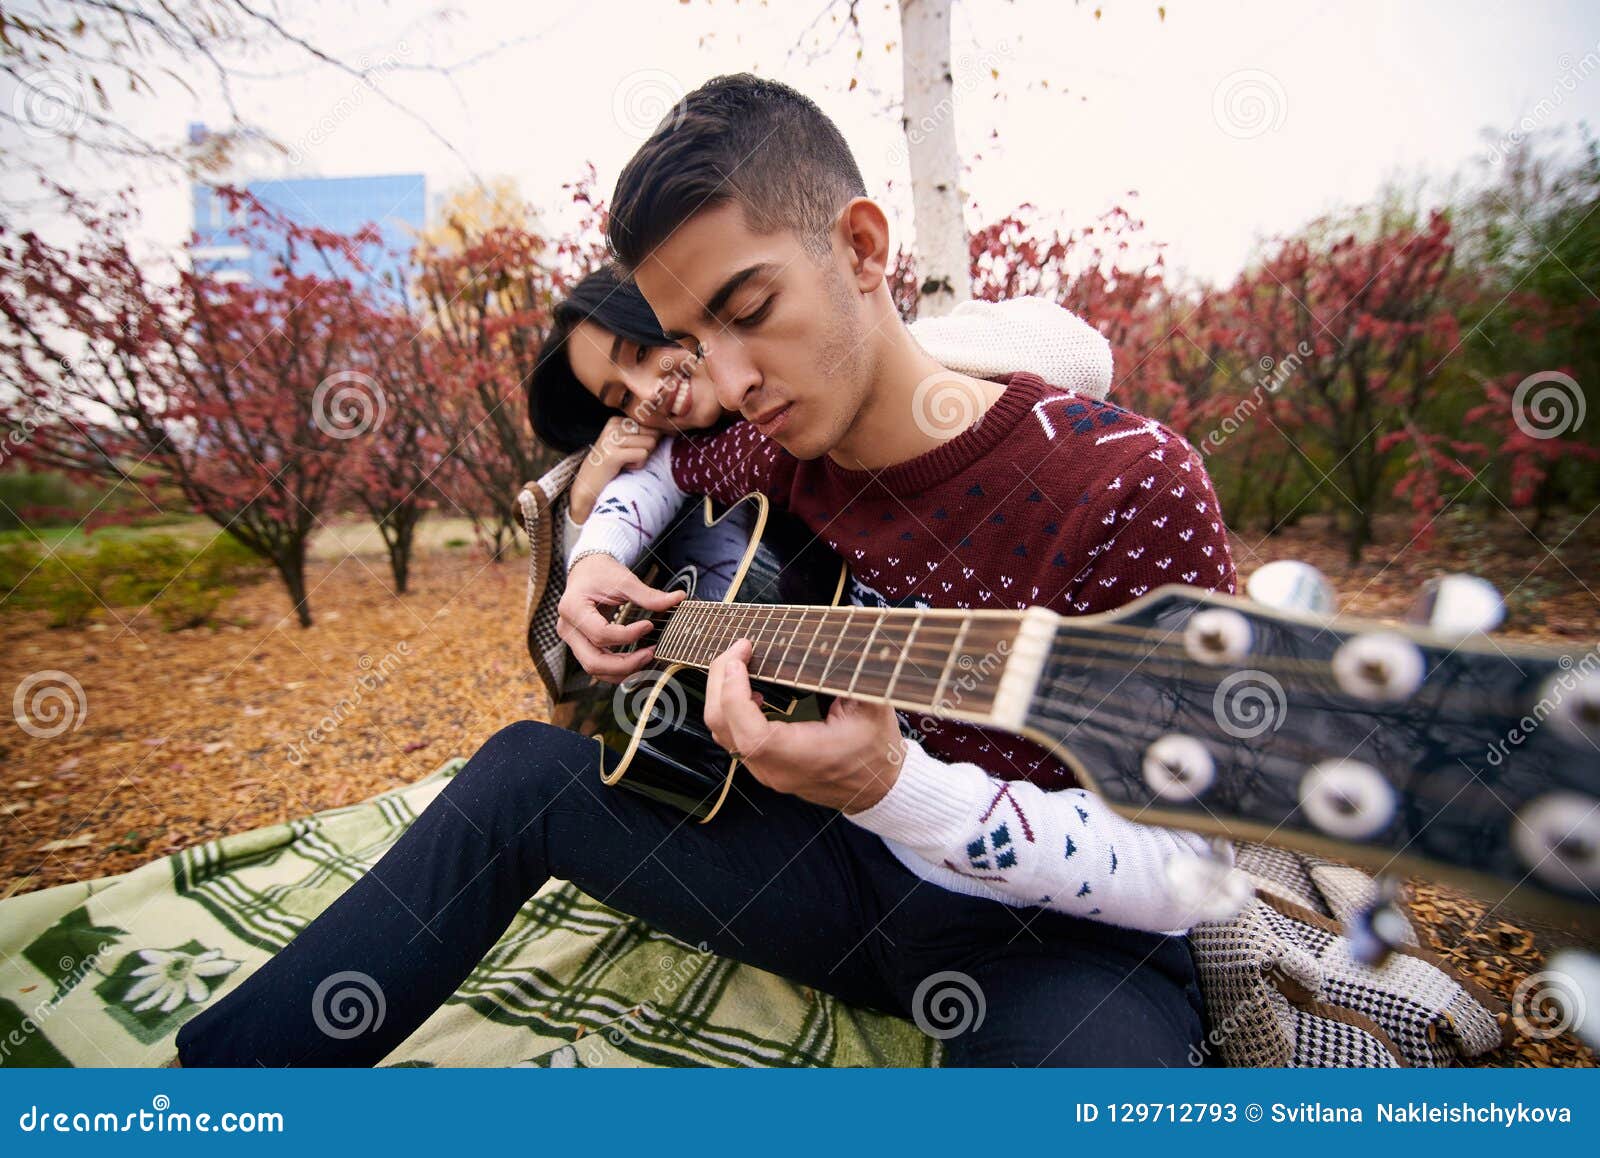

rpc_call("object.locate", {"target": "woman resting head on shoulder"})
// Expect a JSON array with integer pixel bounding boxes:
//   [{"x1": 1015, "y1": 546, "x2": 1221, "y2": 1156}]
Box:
[
  {"x1": 527, "y1": 264, "x2": 728, "y2": 527},
  {"x1": 527, "y1": 261, "x2": 1117, "y2": 533}
]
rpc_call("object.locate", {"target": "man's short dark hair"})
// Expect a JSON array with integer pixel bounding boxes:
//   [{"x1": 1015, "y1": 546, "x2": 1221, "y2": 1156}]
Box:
[{"x1": 607, "y1": 73, "x2": 867, "y2": 269}]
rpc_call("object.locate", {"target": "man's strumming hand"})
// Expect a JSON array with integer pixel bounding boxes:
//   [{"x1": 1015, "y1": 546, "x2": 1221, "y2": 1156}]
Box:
[{"x1": 703, "y1": 638, "x2": 905, "y2": 813}]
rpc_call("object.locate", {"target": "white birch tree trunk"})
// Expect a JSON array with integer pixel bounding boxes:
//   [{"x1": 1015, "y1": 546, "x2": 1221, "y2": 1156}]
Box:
[{"x1": 899, "y1": 0, "x2": 971, "y2": 317}]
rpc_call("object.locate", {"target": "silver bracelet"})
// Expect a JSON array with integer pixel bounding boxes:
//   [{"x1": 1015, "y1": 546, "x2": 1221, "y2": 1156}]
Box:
[{"x1": 566, "y1": 547, "x2": 622, "y2": 574}]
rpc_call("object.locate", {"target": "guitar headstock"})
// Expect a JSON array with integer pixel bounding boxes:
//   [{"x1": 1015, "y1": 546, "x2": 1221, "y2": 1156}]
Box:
[{"x1": 1023, "y1": 561, "x2": 1600, "y2": 928}]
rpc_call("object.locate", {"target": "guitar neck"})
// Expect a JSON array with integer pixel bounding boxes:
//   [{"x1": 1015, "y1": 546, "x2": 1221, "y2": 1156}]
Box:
[{"x1": 652, "y1": 599, "x2": 1057, "y2": 729}]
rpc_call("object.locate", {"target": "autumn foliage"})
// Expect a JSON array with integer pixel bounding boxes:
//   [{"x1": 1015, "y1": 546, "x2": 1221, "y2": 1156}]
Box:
[{"x1": 5, "y1": 145, "x2": 1598, "y2": 627}]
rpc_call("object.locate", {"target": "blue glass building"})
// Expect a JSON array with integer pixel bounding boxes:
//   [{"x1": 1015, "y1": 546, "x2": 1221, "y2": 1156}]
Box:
[{"x1": 190, "y1": 161, "x2": 425, "y2": 298}]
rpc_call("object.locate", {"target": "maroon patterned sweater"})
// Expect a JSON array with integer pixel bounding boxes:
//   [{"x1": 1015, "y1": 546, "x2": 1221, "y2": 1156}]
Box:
[{"x1": 581, "y1": 371, "x2": 1238, "y2": 789}]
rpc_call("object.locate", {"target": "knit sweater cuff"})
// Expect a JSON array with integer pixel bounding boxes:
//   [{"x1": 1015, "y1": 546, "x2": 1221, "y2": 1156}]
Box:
[
  {"x1": 566, "y1": 513, "x2": 645, "y2": 572},
  {"x1": 845, "y1": 738, "x2": 992, "y2": 850},
  {"x1": 561, "y1": 509, "x2": 586, "y2": 561}
]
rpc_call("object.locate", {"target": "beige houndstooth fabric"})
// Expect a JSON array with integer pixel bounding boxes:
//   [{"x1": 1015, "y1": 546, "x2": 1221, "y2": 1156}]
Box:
[
  {"x1": 1189, "y1": 843, "x2": 1509, "y2": 1067},
  {"x1": 519, "y1": 450, "x2": 586, "y2": 705}
]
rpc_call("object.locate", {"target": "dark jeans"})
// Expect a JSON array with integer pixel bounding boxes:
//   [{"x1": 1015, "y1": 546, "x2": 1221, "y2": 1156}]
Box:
[{"x1": 175, "y1": 721, "x2": 1204, "y2": 1067}]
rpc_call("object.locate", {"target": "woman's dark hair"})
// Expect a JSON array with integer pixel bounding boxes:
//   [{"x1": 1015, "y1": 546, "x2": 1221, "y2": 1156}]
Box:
[{"x1": 528, "y1": 264, "x2": 672, "y2": 453}]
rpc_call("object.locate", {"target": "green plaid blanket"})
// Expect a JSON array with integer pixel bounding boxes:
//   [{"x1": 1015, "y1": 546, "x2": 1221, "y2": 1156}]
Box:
[{"x1": 0, "y1": 758, "x2": 939, "y2": 1068}]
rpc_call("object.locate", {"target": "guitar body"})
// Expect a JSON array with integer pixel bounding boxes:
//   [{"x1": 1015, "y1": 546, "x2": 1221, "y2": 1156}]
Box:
[{"x1": 552, "y1": 493, "x2": 846, "y2": 821}]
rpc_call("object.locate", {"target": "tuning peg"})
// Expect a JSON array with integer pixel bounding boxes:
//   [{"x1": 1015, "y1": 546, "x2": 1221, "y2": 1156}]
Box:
[
  {"x1": 1345, "y1": 875, "x2": 1411, "y2": 968},
  {"x1": 1143, "y1": 734, "x2": 1216, "y2": 801},
  {"x1": 1544, "y1": 950, "x2": 1600, "y2": 1051},
  {"x1": 1163, "y1": 837, "x2": 1253, "y2": 923},
  {"x1": 1544, "y1": 670, "x2": 1600, "y2": 750},
  {"x1": 1245, "y1": 560, "x2": 1336, "y2": 617},
  {"x1": 1405, "y1": 573, "x2": 1505, "y2": 638},
  {"x1": 1510, "y1": 791, "x2": 1600, "y2": 891}
]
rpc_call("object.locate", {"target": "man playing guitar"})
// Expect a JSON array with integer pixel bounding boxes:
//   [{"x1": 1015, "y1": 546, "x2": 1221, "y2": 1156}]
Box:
[{"x1": 556, "y1": 73, "x2": 1239, "y2": 1064}]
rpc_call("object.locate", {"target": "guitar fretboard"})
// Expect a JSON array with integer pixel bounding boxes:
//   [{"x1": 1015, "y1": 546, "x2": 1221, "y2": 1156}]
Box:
[{"x1": 653, "y1": 600, "x2": 1028, "y2": 720}]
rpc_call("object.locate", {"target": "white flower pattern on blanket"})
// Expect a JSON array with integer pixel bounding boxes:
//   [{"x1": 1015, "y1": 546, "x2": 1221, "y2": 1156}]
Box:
[{"x1": 121, "y1": 947, "x2": 240, "y2": 1014}]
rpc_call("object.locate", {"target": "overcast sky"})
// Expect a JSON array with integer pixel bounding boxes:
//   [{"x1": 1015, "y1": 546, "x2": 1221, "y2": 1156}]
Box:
[{"x1": 7, "y1": 0, "x2": 1600, "y2": 283}]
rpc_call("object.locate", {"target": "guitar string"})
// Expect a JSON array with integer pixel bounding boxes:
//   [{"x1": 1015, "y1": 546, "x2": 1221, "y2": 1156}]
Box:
[
  {"x1": 656, "y1": 599, "x2": 1523, "y2": 686},
  {"x1": 640, "y1": 602, "x2": 1514, "y2": 713},
  {"x1": 644, "y1": 598, "x2": 1351, "y2": 664},
  {"x1": 648, "y1": 626, "x2": 1470, "y2": 744},
  {"x1": 630, "y1": 610, "x2": 1533, "y2": 824},
  {"x1": 615, "y1": 604, "x2": 1523, "y2": 856}
]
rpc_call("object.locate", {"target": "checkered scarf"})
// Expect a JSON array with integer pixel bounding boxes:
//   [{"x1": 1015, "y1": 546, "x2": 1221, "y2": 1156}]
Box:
[
  {"x1": 519, "y1": 450, "x2": 586, "y2": 705},
  {"x1": 1191, "y1": 844, "x2": 1509, "y2": 1067}
]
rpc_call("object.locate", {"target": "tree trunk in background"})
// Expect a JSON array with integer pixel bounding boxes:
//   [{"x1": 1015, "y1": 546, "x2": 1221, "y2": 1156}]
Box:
[
  {"x1": 899, "y1": 0, "x2": 971, "y2": 318},
  {"x1": 274, "y1": 547, "x2": 313, "y2": 629}
]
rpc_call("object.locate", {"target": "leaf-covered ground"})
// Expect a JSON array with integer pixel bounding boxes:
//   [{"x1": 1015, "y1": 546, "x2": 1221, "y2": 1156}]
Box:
[{"x1": 1, "y1": 511, "x2": 1594, "y2": 1066}]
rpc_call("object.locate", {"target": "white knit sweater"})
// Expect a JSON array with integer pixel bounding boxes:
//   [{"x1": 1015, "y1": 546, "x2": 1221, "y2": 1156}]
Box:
[{"x1": 911, "y1": 295, "x2": 1113, "y2": 399}]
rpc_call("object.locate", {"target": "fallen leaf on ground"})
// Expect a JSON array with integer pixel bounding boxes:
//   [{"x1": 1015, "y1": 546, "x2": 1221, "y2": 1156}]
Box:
[{"x1": 38, "y1": 835, "x2": 95, "y2": 852}]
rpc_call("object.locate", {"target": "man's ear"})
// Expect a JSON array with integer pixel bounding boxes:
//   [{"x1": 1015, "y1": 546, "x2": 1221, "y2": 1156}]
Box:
[{"x1": 837, "y1": 197, "x2": 891, "y2": 293}]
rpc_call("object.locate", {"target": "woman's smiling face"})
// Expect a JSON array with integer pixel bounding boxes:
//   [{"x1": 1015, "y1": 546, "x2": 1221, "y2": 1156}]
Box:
[{"x1": 563, "y1": 320, "x2": 725, "y2": 433}]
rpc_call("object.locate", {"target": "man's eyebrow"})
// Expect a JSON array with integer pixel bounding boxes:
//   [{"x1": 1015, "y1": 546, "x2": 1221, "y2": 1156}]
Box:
[{"x1": 659, "y1": 263, "x2": 776, "y2": 342}]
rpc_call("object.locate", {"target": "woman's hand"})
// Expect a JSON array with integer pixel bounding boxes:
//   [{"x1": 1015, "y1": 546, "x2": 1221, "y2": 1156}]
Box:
[{"x1": 568, "y1": 416, "x2": 663, "y2": 523}]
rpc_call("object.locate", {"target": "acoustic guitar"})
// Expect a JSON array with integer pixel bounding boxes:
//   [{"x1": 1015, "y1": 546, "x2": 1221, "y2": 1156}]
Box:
[{"x1": 553, "y1": 492, "x2": 1600, "y2": 937}]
